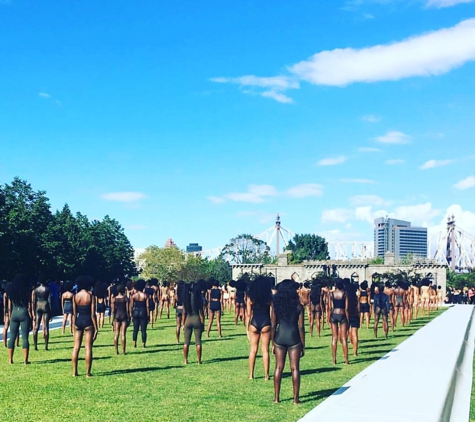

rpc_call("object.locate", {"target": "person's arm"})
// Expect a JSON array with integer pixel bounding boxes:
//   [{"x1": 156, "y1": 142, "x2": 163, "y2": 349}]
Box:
[
  {"x1": 270, "y1": 305, "x2": 277, "y2": 354},
  {"x1": 345, "y1": 294, "x2": 349, "y2": 321},
  {"x1": 246, "y1": 297, "x2": 252, "y2": 332},
  {"x1": 72, "y1": 296, "x2": 77, "y2": 328},
  {"x1": 145, "y1": 293, "x2": 150, "y2": 315},
  {"x1": 298, "y1": 305, "x2": 305, "y2": 356},
  {"x1": 90, "y1": 294, "x2": 98, "y2": 340},
  {"x1": 111, "y1": 296, "x2": 115, "y2": 319},
  {"x1": 130, "y1": 295, "x2": 135, "y2": 321}
]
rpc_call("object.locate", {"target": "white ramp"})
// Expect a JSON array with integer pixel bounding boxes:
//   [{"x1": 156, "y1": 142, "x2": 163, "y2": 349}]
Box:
[{"x1": 300, "y1": 305, "x2": 475, "y2": 422}]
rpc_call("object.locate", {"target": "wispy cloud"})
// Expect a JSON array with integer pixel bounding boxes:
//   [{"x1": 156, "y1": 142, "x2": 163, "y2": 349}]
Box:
[
  {"x1": 207, "y1": 196, "x2": 225, "y2": 204},
  {"x1": 426, "y1": 0, "x2": 473, "y2": 8},
  {"x1": 386, "y1": 159, "x2": 406, "y2": 165},
  {"x1": 454, "y1": 176, "x2": 475, "y2": 190},
  {"x1": 361, "y1": 114, "x2": 381, "y2": 123},
  {"x1": 285, "y1": 183, "x2": 323, "y2": 198},
  {"x1": 317, "y1": 156, "x2": 347, "y2": 166},
  {"x1": 341, "y1": 178, "x2": 376, "y2": 184},
  {"x1": 359, "y1": 147, "x2": 381, "y2": 152},
  {"x1": 349, "y1": 195, "x2": 389, "y2": 206},
  {"x1": 99, "y1": 192, "x2": 147, "y2": 202},
  {"x1": 212, "y1": 18, "x2": 475, "y2": 102},
  {"x1": 322, "y1": 208, "x2": 354, "y2": 223},
  {"x1": 419, "y1": 159, "x2": 454, "y2": 169},
  {"x1": 225, "y1": 184, "x2": 278, "y2": 203},
  {"x1": 39, "y1": 92, "x2": 51, "y2": 98},
  {"x1": 375, "y1": 131, "x2": 411, "y2": 144}
]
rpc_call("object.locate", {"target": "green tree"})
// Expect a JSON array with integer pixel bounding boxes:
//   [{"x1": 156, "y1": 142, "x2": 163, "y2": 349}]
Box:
[
  {"x1": 139, "y1": 246, "x2": 185, "y2": 281},
  {"x1": 286, "y1": 233, "x2": 329, "y2": 264},
  {"x1": 219, "y1": 234, "x2": 271, "y2": 264},
  {"x1": 180, "y1": 254, "x2": 210, "y2": 282},
  {"x1": 208, "y1": 257, "x2": 232, "y2": 283}
]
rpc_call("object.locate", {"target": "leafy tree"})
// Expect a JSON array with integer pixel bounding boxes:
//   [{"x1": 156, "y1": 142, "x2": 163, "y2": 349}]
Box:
[
  {"x1": 139, "y1": 246, "x2": 185, "y2": 281},
  {"x1": 179, "y1": 254, "x2": 210, "y2": 282},
  {"x1": 286, "y1": 233, "x2": 329, "y2": 264},
  {"x1": 207, "y1": 257, "x2": 232, "y2": 283},
  {"x1": 219, "y1": 234, "x2": 271, "y2": 264},
  {"x1": 369, "y1": 256, "x2": 384, "y2": 265}
]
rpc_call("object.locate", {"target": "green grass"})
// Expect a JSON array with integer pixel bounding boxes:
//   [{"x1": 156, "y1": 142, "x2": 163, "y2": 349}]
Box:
[{"x1": 0, "y1": 310, "x2": 444, "y2": 422}]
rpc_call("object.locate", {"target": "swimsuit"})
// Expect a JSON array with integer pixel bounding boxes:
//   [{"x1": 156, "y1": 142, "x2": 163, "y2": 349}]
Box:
[
  {"x1": 183, "y1": 296, "x2": 203, "y2": 346},
  {"x1": 330, "y1": 292, "x2": 348, "y2": 325},
  {"x1": 35, "y1": 288, "x2": 51, "y2": 324},
  {"x1": 236, "y1": 290, "x2": 245, "y2": 306},
  {"x1": 114, "y1": 297, "x2": 129, "y2": 323},
  {"x1": 209, "y1": 289, "x2": 221, "y2": 312},
  {"x1": 97, "y1": 300, "x2": 106, "y2": 313},
  {"x1": 250, "y1": 302, "x2": 271, "y2": 333},
  {"x1": 63, "y1": 298, "x2": 73, "y2": 315},
  {"x1": 75, "y1": 304, "x2": 93, "y2": 330},
  {"x1": 274, "y1": 308, "x2": 301, "y2": 348},
  {"x1": 145, "y1": 288, "x2": 156, "y2": 312}
]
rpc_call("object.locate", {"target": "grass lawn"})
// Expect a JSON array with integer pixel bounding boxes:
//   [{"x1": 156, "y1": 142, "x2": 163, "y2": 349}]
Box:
[{"x1": 0, "y1": 309, "x2": 444, "y2": 422}]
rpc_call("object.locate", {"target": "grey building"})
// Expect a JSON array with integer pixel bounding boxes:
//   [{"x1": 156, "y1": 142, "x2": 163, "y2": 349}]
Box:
[
  {"x1": 186, "y1": 243, "x2": 202, "y2": 253},
  {"x1": 374, "y1": 217, "x2": 427, "y2": 260}
]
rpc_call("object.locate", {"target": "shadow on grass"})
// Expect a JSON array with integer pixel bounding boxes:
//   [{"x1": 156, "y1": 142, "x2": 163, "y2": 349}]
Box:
[
  {"x1": 300, "y1": 367, "x2": 340, "y2": 376},
  {"x1": 36, "y1": 356, "x2": 112, "y2": 364},
  {"x1": 97, "y1": 364, "x2": 183, "y2": 376},
  {"x1": 206, "y1": 355, "x2": 248, "y2": 364},
  {"x1": 293, "y1": 388, "x2": 339, "y2": 404}
]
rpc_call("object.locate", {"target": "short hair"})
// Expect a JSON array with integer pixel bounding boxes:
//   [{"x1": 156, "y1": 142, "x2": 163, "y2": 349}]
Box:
[{"x1": 116, "y1": 284, "x2": 126, "y2": 295}]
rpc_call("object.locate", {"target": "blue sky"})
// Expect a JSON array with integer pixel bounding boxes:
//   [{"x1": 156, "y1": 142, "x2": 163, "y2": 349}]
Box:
[{"x1": 1, "y1": 0, "x2": 475, "y2": 257}]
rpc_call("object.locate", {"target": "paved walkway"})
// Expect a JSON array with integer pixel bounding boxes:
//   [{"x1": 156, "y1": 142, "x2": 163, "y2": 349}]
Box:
[
  {"x1": 0, "y1": 315, "x2": 66, "y2": 343},
  {"x1": 300, "y1": 305, "x2": 475, "y2": 422}
]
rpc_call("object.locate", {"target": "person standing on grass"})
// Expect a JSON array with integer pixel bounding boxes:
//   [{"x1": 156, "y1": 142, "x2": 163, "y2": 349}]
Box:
[
  {"x1": 347, "y1": 281, "x2": 360, "y2": 357},
  {"x1": 94, "y1": 282, "x2": 108, "y2": 329},
  {"x1": 112, "y1": 283, "x2": 130, "y2": 355},
  {"x1": 206, "y1": 279, "x2": 223, "y2": 338},
  {"x1": 373, "y1": 284, "x2": 390, "y2": 339},
  {"x1": 7, "y1": 274, "x2": 33, "y2": 364},
  {"x1": 145, "y1": 281, "x2": 156, "y2": 328},
  {"x1": 61, "y1": 281, "x2": 74, "y2": 334},
  {"x1": 309, "y1": 279, "x2": 323, "y2": 337},
  {"x1": 329, "y1": 279, "x2": 349, "y2": 365},
  {"x1": 358, "y1": 280, "x2": 371, "y2": 329},
  {"x1": 72, "y1": 276, "x2": 98, "y2": 377},
  {"x1": 174, "y1": 281, "x2": 185, "y2": 343},
  {"x1": 247, "y1": 275, "x2": 273, "y2": 380},
  {"x1": 3, "y1": 282, "x2": 19, "y2": 349},
  {"x1": 272, "y1": 279, "x2": 305, "y2": 404},
  {"x1": 233, "y1": 279, "x2": 247, "y2": 326},
  {"x1": 182, "y1": 280, "x2": 205, "y2": 365},
  {"x1": 130, "y1": 279, "x2": 149, "y2": 348},
  {"x1": 32, "y1": 277, "x2": 52, "y2": 351}
]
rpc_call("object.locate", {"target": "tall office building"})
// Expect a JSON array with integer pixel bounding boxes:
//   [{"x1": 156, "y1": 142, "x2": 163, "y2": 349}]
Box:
[
  {"x1": 374, "y1": 217, "x2": 427, "y2": 260},
  {"x1": 186, "y1": 243, "x2": 202, "y2": 253}
]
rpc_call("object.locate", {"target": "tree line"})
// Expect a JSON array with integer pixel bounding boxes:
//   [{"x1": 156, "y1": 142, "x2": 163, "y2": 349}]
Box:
[{"x1": 0, "y1": 177, "x2": 137, "y2": 281}]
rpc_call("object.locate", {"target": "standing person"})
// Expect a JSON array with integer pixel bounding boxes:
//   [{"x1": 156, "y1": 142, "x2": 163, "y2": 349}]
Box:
[
  {"x1": 272, "y1": 279, "x2": 305, "y2": 404},
  {"x1": 384, "y1": 281, "x2": 395, "y2": 331},
  {"x1": 247, "y1": 276, "x2": 273, "y2": 380},
  {"x1": 7, "y1": 274, "x2": 33, "y2": 364},
  {"x1": 3, "y1": 283, "x2": 18, "y2": 348},
  {"x1": 420, "y1": 279, "x2": 431, "y2": 316},
  {"x1": 329, "y1": 279, "x2": 349, "y2": 365},
  {"x1": 159, "y1": 282, "x2": 170, "y2": 319},
  {"x1": 131, "y1": 279, "x2": 149, "y2": 348},
  {"x1": 32, "y1": 278, "x2": 52, "y2": 351},
  {"x1": 393, "y1": 280, "x2": 407, "y2": 329},
  {"x1": 174, "y1": 281, "x2": 184, "y2": 344},
  {"x1": 298, "y1": 282, "x2": 311, "y2": 322},
  {"x1": 234, "y1": 279, "x2": 247, "y2": 326},
  {"x1": 94, "y1": 282, "x2": 108, "y2": 329},
  {"x1": 145, "y1": 282, "x2": 156, "y2": 328},
  {"x1": 309, "y1": 280, "x2": 323, "y2": 337},
  {"x1": 206, "y1": 279, "x2": 223, "y2": 338},
  {"x1": 72, "y1": 276, "x2": 98, "y2": 377},
  {"x1": 182, "y1": 281, "x2": 205, "y2": 365},
  {"x1": 358, "y1": 280, "x2": 371, "y2": 329},
  {"x1": 112, "y1": 284, "x2": 130, "y2": 355},
  {"x1": 411, "y1": 280, "x2": 421, "y2": 319},
  {"x1": 347, "y1": 282, "x2": 360, "y2": 357},
  {"x1": 61, "y1": 281, "x2": 74, "y2": 334},
  {"x1": 373, "y1": 284, "x2": 390, "y2": 339}
]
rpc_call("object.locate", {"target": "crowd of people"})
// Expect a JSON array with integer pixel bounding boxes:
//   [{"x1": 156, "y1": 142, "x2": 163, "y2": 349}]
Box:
[{"x1": 1, "y1": 273, "x2": 452, "y2": 403}]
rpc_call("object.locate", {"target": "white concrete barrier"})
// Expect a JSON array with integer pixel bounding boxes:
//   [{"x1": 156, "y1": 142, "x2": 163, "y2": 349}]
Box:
[{"x1": 300, "y1": 305, "x2": 475, "y2": 422}]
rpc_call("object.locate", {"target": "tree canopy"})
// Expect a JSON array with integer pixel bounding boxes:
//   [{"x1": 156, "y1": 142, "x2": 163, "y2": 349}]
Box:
[
  {"x1": 219, "y1": 234, "x2": 272, "y2": 264},
  {"x1": 0, "y1": 177, "x2": 137, "y2": 281},
  {"x1": 286, "y1": 233, "x2": 329, "y2": 263}
]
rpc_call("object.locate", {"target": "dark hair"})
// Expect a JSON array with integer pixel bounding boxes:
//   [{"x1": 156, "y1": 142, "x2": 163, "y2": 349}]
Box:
[
  {"x1": 335, "y1": 279, "x2": 344, "y2": 291},
  {"x1": 135, "y1": 279, "x2": 146, "y2": 292},
  {"x1": 347, "y1": 283, "x2": 358, "y2": 317},
  {"x1": 75, "y1": 275, "x2": 94, "y2": 292},
  {"x1": 182, "y1": 281, "x2": 203, "y2": 314},
  {"x1": 273, "y1": 279, "x2": 299, "y2": 320},
  {"x1": 116, "y1": 284, "x2": 126, "y2": 295},
  {"x1": 310, "y1": 280, "x2": 321, "y2": 305},
  {"x1": 248, "y1": 276, "x2": 272, "y2": 307},
  {"x1": 360, "y1": 280, "x2": 368, "y2": 290},
  {"x1": 94, "y1": 282, "x2": 108, "y2": 299},
  {"x1": 7, "y1": 274, "x2": 31, "y2": 307},
  {"x1": 63, "y1": 280, "x2": 74, "y2": 293}
]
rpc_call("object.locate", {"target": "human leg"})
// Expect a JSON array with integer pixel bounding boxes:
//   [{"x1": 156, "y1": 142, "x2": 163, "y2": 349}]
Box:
[
  {"x1": 330, "y1": 322, "x2": 338, "y2": 364},
  {"x1": 72, "y1": 329, "x2": 84, "y2": 376},
  {"x1": 84, "y1": 327, "x2": 94, "y2": 377},
  {"x1": 339, "y1": 322, "x2": 349, "y2": 364},
  {"x1": 288, "y1": 344, "x2": 302, "y2": 404},
  {"x1": 248, "y1": 328, "x2": 260, "y2": 379},
  {"x1": 273, "y1": 344, "x2": 287, "y2": 403},
  {"x1": 261, "y1": 328, "x2": 271, "y2": 380}
]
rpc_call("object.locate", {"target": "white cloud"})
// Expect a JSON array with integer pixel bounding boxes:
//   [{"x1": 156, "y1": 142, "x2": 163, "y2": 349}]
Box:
[
  {"x1": 290, "y1": 19, "x2": 475, "y2": 86},
  {"x1": 285, "y1": 183, "x2": 323, "y2": 198},
  {"x1": 213, "y1": 18, "x2": 475, "y2": 102},
  {"x1": 375, "y1": 131, "x2": 411, "y2": 144},
  {"x1": 386, "y1": 159, "x2": 406, "y2": 165},
  {"x1": 392, "y1": 203, "x2": 441, "y2": 227},
  {"x1": 354, "y1": 206, "x2": 388, "y2": 224},
  {"x1": 350, "y1": 195, "x2": 389, "y2": 206},
  {"x1": 261, "y1": 90, "x2": 294, "y2": 104},
  {"x1": 419, "y1": 159, "x2": 454, "y2": 169},
  {"x1": 454, "y1": 175, "x2": 475, "y2": 190},
  {"x1": 361, "y1": 114, "x2": 381, "y2": 123},
  {"x1": 39, "y1": 92, "x2": 50, "y2": 98},
  {"x1": 317, "y1": 156, "x2": 347, "y2": 166},
  {"x1": 225, "y1": 184, "x2": 277, "y2": 203},
  {"x1": 322, "y1": 208, "x2": 354, "y2": 223},
  {"x1": 341, "y1": 178, "x2": 376, "y2": 184},
  {"x1": 426, "y1": 0, "x2": 473, "y2": 8},
  {"x1": 99, "y1": 192, "x2": 147, "y2": 202},
  {"x1": 358, "y1": 147, "x2": 381, "y2": 152},
  {"x1": 207, "y1": 196, "x2": 225, "y2": 204}
]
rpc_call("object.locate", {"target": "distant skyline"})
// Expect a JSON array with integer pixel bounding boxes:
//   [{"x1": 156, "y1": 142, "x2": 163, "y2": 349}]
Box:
[{"x1": 1, "y1": 0, "x2": 475, "y2": 255}]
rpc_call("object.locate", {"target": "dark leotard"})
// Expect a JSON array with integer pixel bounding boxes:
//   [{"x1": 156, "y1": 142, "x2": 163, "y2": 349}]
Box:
[
  {"x1": 330, "y1": 292, "x2": 348, "y2": 325},
  {"x1": 96, "y1": 299, "x2": 106, "y2": 313},
  {"x1": 250, "y1": 302, "x2": 271, "y2": 333},
  {"x1": 236, "y1": 290, "x2": 245, "y2": 305},
  {"x1": 132, "y1": 300, "x2": 148, "y2": 343},
  {"x1": 63, "y1": 298, "x2": 73, "y2": 315},
  {"x1": 274, "y1": 308, "x2": 301, "y2": 348},
  {"x1": 145, "y1": 288, "x2": 155, "y2": 312},
  {"x1": 209, "y1": 288, "x2": 221, "y2": 312},
  {"x1": 35, "y1": 287, "x2": 51, "y2": 324},
  {"x1": 75, "y1": 305, "x2": 93, "y2": 330},
  {"x1": 9, "y1": 303, "x2": 30, "y2": 349},
  {"x1": 114, "y1": 297, "x2": 128, "y2": 323},
  {"x1": 184, "y1": 297, "x2": 203, "y2": 346}
]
